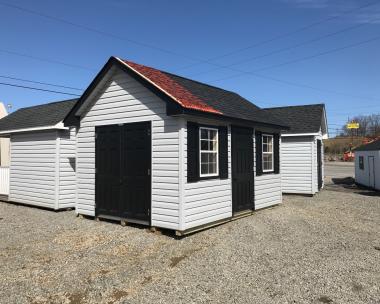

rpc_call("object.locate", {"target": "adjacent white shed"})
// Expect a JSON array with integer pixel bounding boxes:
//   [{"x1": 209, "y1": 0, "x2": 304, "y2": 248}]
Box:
[
  {"x1": 354, "y1": 139, "x2": 380, "y2": 190},
  {"x1": 263, "y1": 104, "x2": 328, "y2": 195},
  {"x1": 63, "y1": 57, "x2": 288, "y2": 234},
  {"x1": 0, "y1": 100, "x2": 77, "y2": 209}
]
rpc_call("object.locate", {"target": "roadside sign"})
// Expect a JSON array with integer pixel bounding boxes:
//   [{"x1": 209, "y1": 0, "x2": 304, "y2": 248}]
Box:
[{"x1": 347, "y1": 122, "x2": 359, "y2": 129}]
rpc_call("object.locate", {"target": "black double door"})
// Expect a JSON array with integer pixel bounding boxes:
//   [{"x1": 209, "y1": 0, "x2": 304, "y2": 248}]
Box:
[
  {"x1": 317, "y1": 139, "x2": 323, "y2": 190},
  {"x1": 232, "y1": 126, "x2": 255, "y2": 213},
  {"x1": 95, "y1": 122, "x2": 151, "y2": 223}
]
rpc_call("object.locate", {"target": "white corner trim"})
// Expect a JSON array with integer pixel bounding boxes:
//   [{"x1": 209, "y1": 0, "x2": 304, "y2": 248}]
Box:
[
  {"x1": 178, "y1": 118, "x2": 185, "y2": 231},
  {"x1": 0, "y1": 121, "x2": 68, "y2": 135},
  {"x1": 54, "y1": 131, "x2": 60, "y2": 210}
]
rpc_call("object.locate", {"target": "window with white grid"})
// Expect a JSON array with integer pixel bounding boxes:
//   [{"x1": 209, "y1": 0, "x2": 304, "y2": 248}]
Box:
[
  {"x1": 262, "y1": 134, "x2": 274, "y2": 172},
  {"x1": 199, "y1": 127, "x2": 218, "y2": 177}
]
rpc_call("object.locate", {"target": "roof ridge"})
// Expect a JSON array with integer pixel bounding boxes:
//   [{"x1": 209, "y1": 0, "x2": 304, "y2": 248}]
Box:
[
  {"x1": 162, "y1": 70, "x2": 239, "y2": 94},
  {"x1": 14, "y1": 98, "x2": 78, "y2": 112},
  {"x1": 120, "y1": 58, "x2": 240, "y2": 95},
  {"x1": 263, "y1": 103, "x2": 325, "y2": 110}
]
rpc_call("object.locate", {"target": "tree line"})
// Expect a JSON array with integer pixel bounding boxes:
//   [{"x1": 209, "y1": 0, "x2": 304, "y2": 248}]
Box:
[{"x1": 340, "y1": 114, "x2": 380, "y2": 137}]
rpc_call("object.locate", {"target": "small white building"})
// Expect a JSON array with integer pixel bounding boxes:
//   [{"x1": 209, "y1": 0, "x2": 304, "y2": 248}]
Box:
[
  {"x1": 0, "y1": 100, "x2": 77, "y2": 209},
  {"x1": 354, "y1": 139, "x2": 380, "y2": 190},
  {"x1": 263, "y1": 104, "x2": 328, "y2": 195},
  {"x1": 0, "y1": 102, "x2": 10, "y2": 166},
  {"x1": 63, "y1": 56, "x2": 289, "y2": 234}
]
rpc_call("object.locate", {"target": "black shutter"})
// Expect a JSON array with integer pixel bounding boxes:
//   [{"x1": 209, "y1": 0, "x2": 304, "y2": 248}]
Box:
[
  {"x1": 187, "y1": 122, "x2": 199, "y2": 182},
  {"x1": 255, "y1": 131, "x2": 263, "y2": 176},
  {"x1": 218, "y1": 126, "x2": 228, "y2": 179},
  {"x1": 274, "y1": 133, "x2": 280, "y2": 174}
]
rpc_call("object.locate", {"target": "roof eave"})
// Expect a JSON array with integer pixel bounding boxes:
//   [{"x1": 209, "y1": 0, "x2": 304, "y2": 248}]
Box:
[{"x1": 0, "y1": 121, "x2": 68, "y2": 136}]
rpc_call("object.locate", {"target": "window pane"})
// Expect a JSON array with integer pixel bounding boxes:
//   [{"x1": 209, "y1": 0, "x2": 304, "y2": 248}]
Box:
[
  {"x1": 210, "y1": 140, "x2": 217, "y2": 151},
  {"x1": 201, "y1": 140, "x2": 208, "y2": 151},
  {"x1": 209, "y1": 130, "x2": 217, "y2": 141},
  {"x1": 201, "y1": 153, "x2": 208, "y2": 164},
  {"x1": 201, "y1": 129, "x2": 208, "y2": 140},
  {"x1": 201, "y1": 163, "x2": 208, "y2": 175},
  {"x1": 263, "y1": 143, "x2": 268, "y2": 152},
  {"x1": 263, "y1": 154, "x2": 273, "y2": 171},
  {"x1": 209, "y1": 162, "x2": 217, "y2": 174},
  {"x1": 209, "y1": 153, "x2": 217, "y2": 163}
]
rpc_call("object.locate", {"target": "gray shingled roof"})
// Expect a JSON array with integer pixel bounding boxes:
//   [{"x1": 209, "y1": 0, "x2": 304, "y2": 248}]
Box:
[
  {"x1": 65, "y1": 57, "x2": 289, "y2": 129},
  {"x1": 354, "y1": 139, "x2": 380, "y2": 151},
  {"x1": 0, "y1": 99, "x2": 77, "y2": 132},
  {"x1": 262, "y1": 104, "x2": 325, "y2": 134},
  {"x1": 163, "y1": 72, "x2": 285, "y2": 126}
]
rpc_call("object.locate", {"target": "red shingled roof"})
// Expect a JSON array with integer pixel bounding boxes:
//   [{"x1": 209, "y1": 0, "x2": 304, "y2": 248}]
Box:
[{"x1": 120, "y1": 59, "x2": 222, "y2": 115}]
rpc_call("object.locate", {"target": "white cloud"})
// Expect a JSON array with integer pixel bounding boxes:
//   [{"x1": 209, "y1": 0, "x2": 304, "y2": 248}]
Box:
[{"x1": 282, "y1": 0, "x2": 380, "y2": 24}]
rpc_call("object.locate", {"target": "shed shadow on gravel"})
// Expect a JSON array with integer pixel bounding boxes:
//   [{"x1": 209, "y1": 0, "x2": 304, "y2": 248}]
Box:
[{"x1": 328, "y1": 177, "x2": 380, "y2": 197}]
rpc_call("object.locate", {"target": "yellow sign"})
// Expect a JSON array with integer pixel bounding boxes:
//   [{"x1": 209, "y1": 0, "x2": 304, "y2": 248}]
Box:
[{"x1": 347, "y1": 123, "x2": 359, "y2": 129}]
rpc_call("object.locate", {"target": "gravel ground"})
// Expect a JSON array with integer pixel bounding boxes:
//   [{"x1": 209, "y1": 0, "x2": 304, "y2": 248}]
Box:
[{"x1": 0, "y1": 187, "x2": 379, "y2": 304}]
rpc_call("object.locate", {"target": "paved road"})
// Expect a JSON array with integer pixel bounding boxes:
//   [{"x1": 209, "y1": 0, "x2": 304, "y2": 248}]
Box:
[{"x1": 325, "y1": 161, "x2": 354, "y2": 178}]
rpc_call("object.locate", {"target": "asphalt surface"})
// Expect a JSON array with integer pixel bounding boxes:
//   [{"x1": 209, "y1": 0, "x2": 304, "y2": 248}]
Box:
[{"x1": 325, "y1": 161, "x2": 354, "y2": 179}]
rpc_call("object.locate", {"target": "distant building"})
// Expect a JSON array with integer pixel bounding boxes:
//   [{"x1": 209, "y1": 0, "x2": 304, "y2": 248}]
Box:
[
  {"x1": 0, "y1": 103, "x2": 10, "y2": 166},
  {"x1": 354, "y1": 139, "x2": 380, "y2": 190}
]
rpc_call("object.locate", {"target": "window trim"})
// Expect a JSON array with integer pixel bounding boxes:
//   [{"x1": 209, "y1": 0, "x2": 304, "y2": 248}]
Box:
[
  {"x1": 262, "y1": 134, "x2": 274, "y2": 173},
  {"x1": 199, "y1": 126, "x2": 219, "y2": 178}
]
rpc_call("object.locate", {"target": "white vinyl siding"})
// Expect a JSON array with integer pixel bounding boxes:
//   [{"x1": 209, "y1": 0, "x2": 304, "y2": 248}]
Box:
[
  {"x1": 76, "y1": 67, "x2": 181, "y2": 230},
  {"x1": 58, "y1": 127, "x2": 76, "y2": 209},
  {"x1": 281, "y1": 136, "x2": 314, "y2": 194},
  {"x1": 254, "y1": 132, "x2": 282, "y2": 209},
  {"x1": 281, "y1": 135, "x2": 324, "y2": 195},
  {"x1": 183, "y1": 121, "x2": 232, "y2": 231},
  {"x1": 182, "y1": 123, "x2": 282, "y2": 230},
  {"x1": 9, "y1": 131, "x2": 57, "y2": 209}
]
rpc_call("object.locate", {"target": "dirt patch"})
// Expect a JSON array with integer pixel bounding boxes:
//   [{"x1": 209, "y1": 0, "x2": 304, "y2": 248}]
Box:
[
  {"x1": 318, "y1": 295, "x2": 333, "y2": 303},
  {"x1": 141, "y1": 276, "x2": 152, "y2": 285},
  {"x1": 67, "y1": 292, "x2": 86, "y2": 304},
  {"x1": 170, "y1": 248, "x2": 201, "y2": 267},
  {"x1": 352, "y1": 282, "x2": 364, "y2": 293},
  {"x1": 109, "y1": 289, "x2": 129, "y2": 303}
]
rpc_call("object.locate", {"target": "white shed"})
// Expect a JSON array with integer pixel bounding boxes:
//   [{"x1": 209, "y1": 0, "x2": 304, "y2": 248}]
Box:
[
  {"x1": 263, "y1": 104, "x2": 328, "y2": 195},
  {"x1": 0, "y1": 102, "x2": 10, "y2": 166},
  {"x1": 354, "y1": 139, "x2": 380, "y2": 190},
  {"x1": 63, "y1": 56, "x2": 288, "y2": 235},
  {"x1": 0, "y1": 100, "x2": 77, "y2": 209}
]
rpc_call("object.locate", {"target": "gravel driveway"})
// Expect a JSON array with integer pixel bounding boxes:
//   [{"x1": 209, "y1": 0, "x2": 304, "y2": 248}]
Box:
[{"x1": 0, "y1": 187, "x2": 379, "y2": 304}]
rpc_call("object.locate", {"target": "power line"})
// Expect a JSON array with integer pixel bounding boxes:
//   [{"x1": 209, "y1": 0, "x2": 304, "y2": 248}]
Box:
[
  {"x1": 0, "y1": 75, "x2": 83, "y2": 91},
  {"x1": 0, "y1": 48, "x2": 95, "y2": 71},
  {"x1": 0, "y1": 82, "x2": 81, "y2": 96},
  {"x1": 173, "y1": 0, "x2": 380, "y2": 71},
  {"x1": 0, "y1": 1, "x2": 203, "y2": 64},
  {"x1": 1, "y1": 1, "x2": 380, "y2": 108},
  {"x1": 210, "y1": 35, "x2": 380, "y2": 82},
  {"x1": 188, "y1": 20, "x2": 373, "y2": 78}
]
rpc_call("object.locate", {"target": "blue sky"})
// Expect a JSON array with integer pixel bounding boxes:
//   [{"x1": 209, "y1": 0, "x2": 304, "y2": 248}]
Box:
[{"x1": 0, "y1": 0, "x2": 379, "y2": 136}]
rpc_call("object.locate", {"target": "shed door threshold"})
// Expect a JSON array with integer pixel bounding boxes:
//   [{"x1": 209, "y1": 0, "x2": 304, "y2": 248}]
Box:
[
  {"x1": 97, "y1": 214, "x2": 150, "y2": 226},
  {"x1": 232, "y1": 209, "x2": 254, "y2": 220}
]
